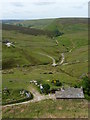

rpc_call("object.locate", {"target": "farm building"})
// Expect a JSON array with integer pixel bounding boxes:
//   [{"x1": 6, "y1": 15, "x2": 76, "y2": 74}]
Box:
[
  {"x1": 6, "y1": 42, "x2": 12, "y2": 47},
  {"x1": 55, "y1": 87, "x2": 84, "y2": 99},
  {"x1": 5, "y1": 42, "x2": 15, "y2": 47},
  {"x1": 3, "y1": 39, "x2": 15, "y2": 47}
]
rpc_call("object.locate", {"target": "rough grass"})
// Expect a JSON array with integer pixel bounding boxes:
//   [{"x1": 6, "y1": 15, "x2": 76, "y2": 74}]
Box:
[
  {"x1": 45, "y1": 18, "x2": 88, "y2": 33},
  {"x1": 2, "y1": 99, "x2": 88, "y2": 118}
]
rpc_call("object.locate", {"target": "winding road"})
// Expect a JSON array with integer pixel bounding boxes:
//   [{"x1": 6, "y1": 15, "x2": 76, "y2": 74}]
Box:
[
  {"x1": 59, "y1": 53, "x2": 65, "y2": 65},
  {"x1": 38, "y1": 53, "x2": 57, "y2": 66},
  {"x1": 38, "y1": 52, "x2": 64, "y2": 66}
]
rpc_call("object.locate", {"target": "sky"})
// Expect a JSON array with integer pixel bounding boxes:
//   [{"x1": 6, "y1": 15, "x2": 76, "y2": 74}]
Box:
[{"x1": 0, "y1": 0, "x2": 89, "y2": 20}]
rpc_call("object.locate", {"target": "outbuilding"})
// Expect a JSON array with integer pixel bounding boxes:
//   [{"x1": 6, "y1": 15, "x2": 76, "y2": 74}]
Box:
[{"x1": 55, "y1": 87, "x2": 84, "y2": 99}]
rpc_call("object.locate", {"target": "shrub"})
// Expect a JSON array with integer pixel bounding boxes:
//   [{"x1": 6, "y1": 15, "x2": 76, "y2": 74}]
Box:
[
  {"x1": 82, "y1": 76, "x2": 90, "y2": 96},
  {"x1": 51, "y1": 80, "x2": 62, "y2": 86},
  {"x1": 56, "y1": 82, "x2": 62, "y2": 86},
  {"x1": 42, "y1": 84, "x2": 50, "y2": 94}
]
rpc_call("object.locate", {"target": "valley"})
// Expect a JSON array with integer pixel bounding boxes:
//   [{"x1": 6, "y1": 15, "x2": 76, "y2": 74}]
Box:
[{"x1": 2, "y1": 18, "x2": 89, "y2": 118}]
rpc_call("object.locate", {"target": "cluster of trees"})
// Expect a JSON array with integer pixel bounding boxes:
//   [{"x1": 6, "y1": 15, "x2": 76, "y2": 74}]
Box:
[
  {"x1": 2, "y1": 24, "x2": 63, "y2": 38},
  {"x1": 82, "y1": 76, "x2": 90, "y2": 96},
  {"x1": 41, "y1": 82, "x2": 62, "y2": 94}
]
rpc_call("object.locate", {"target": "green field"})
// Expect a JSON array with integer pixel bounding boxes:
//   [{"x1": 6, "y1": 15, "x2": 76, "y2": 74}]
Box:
[{"x1": 2, "y1": 18, "x2": 88, "y2": 118}]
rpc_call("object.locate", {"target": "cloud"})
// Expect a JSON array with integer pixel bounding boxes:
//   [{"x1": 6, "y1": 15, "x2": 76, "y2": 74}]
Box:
[
  {"x1": 33, "y1": 1, "x2": 55, "y2": 6},
  {"x1": 72, "y1": 5, "x2": 83, "y2": 9},
  {"x1": 0, "y1": 0, "x2": 88, "y2": 19},
  {"x1": 70, "y1": 1, "x2": 88, "y2": 9},
  {"x1": 10, "y1": 2, "x2": 24, "y2": 7}
]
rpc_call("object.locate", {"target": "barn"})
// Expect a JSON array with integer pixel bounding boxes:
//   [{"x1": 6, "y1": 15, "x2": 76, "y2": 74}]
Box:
[{"x1": 55, "y1": 87, "x2": 84, "y2": 99}]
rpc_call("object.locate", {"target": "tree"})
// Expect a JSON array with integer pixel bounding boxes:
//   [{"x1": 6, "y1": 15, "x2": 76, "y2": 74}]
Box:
[
  {"x1": 82, "y1": 76, "x2": 90, "y2": 96},
  {"x1": 17, "y1": 23, "x2": 22, "y2": 27},
  {"x1": 56, "y1": 81, "x2": 62, "y2": 86},
  {"x1": 53, "y1": 29, "x2": 64, "y2": 37},
  {"x1": 42, "y1": 84, "x2": 50, "y2": 94}
]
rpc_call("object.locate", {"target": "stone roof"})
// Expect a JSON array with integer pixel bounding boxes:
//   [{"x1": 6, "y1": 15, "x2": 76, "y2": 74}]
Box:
[{"x1": 55, "y1": 87, "x2": 84, "y2": 99}]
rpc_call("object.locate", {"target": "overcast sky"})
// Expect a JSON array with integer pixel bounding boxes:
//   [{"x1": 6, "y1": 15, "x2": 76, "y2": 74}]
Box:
[{"x1": 0, "y1": 0, "x2": 89, "y2": 20}]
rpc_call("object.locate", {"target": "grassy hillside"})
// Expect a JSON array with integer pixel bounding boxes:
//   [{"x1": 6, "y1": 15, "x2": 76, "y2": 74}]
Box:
[
  {"x1": 16, "y1": 19, "x2": 54, "y2": 29},
  {"x1": 45, "y1": 18, "x2": 88, "y2": 33},
  {"x1": 2, "y1": 18, "x2": 88, "y2": 87},
  {"x1": 2, "y1": 18, "x2": 88, "y2": 67},
  {"x1": 3, "y1": 19, "x2": 54, "y2": 29},
  {"x1": 2, "y1": 30, "x2": 61, "y2": 69},
  {"x1": 3, "y1": 18, "x2": 88, "y2": 33},
  {"x1": 2, "y1": 24, "x2": 57, "y2": 38},
  {"x1": 2, "y1": 99, "x2": 88, "y2": 118},
  {"x1": 2, "y1": 18, "x2": 88, "y2": 118}
]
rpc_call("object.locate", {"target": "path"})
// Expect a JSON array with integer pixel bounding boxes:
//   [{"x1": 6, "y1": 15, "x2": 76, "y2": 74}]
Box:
[
  {"x1": 69, "y1": 39, "x2": 75, "y2": 52},
  {"x1": 29, "y1": 87, "x2": 55, "y2": 102},
  {"x1": 38, "y1": 53, "x2": 57, "y2": 66},
  {"x1": 59, "y1": 53, "x2": 64, "y2": 65},
  {"x1": 38, "y1": 53, "x2": 65, "y2": 66}
]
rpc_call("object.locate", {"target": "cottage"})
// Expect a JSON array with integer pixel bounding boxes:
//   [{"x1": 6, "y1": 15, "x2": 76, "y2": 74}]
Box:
[
  {"x1": 55, "y1": 87, "x2": 84, "y2": 99},
  {"x1": 5, "y1": 41, "x2": 15, "y2": 48},
  {"x1": 6, "y1": 42, "x2": 11, "y2": 47}
]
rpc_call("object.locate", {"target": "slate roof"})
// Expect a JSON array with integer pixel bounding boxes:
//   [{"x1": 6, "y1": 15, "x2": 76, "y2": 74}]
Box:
[{"x1": 55, "y1": 87, "x2": 84, "y2": 99}]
